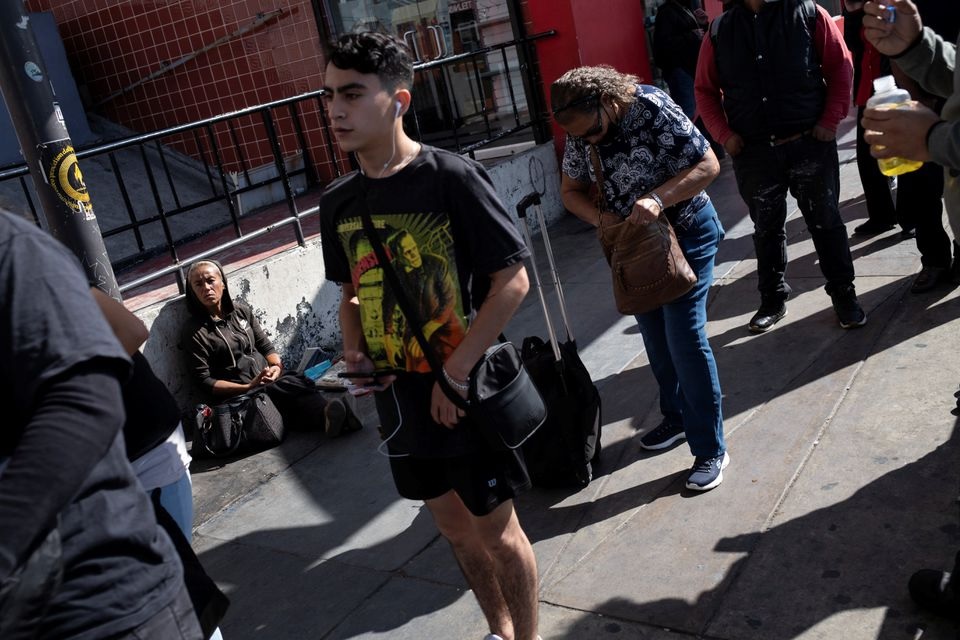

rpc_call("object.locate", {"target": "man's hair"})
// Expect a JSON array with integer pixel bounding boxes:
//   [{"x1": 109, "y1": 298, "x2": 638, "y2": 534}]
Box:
[
  {"x1": 327, "y1": 32, "x2": 414, "y2": 91},
  {"x1": 551, "y1": 66, "x2": 639, "y2": 124}
]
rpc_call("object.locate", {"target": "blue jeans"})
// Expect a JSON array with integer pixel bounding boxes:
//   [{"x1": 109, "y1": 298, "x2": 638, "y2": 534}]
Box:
[
  {"x1": 732, "y1": 136, "x2": 855, "y2": 302},
  {"x1": 635, "y1": 202, "x2": 725, "y2": 458},
  {"x1": 662, "y1": 67, "x2": 696, "y2": 119},
  {"x1": 158, "y1": 472, "x2": 194, "y2": 543}
]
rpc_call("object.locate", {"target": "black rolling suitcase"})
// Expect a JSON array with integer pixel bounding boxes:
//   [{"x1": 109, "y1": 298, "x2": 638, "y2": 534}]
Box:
[{"x1": 515, "y1": 193, "x2": 602, "y2": 488}]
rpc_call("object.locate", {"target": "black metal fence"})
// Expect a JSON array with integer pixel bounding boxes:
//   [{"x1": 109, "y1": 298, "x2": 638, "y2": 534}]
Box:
[{"x1": 0, "y1": 31, "x2": 554, "y2": 297}]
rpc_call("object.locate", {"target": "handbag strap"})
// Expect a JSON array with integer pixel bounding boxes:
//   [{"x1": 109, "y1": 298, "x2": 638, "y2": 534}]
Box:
[
  {"x1": 590, "y1": 144, "x2": 678, "y2": 234},
  {"x1": 356, "y1": 201, "x2": 469, "y2": 410},
  {"x1": 588, "y1": 145, "x2": 609, "y2": 219},
  {"x1": 589, "y1": 144, "x2": 621, "y2": 236}
]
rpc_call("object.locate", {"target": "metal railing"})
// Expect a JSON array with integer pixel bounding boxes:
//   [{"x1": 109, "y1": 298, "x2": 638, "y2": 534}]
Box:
[
  {"x1": 407, "y1": 30, "x2": 555, "y2": 157},
  {"x1": 0, "y1": 31, "x2": 555, "y2": 297}
]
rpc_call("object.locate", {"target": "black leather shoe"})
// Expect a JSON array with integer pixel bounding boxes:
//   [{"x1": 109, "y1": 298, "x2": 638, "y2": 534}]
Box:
[
  {"x1": 911, "y1": 266, "x2": 948, "y2": 293},
  {"x1": 853, "y1": 220, "x2": 895, "y2": 236},
  {"x1": 748, "y1": 303, "x2": 787, "y2": 333},
  {"x1": 900, "y1": 226, "x2": 917, "y2": 239}
]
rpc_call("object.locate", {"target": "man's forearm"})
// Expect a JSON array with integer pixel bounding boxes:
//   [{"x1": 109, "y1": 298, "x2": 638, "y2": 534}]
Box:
[
  {"x1": 653, "y1": 151, "x2": 719, "y2": 206},
  {"x1": 338, "y1": 289, "x2": 366, "y2": 353},
  {"x1": 443, "y1": 264, "x2": 528, "y2": 381},
  {"x1": 210, "y1": 379, "x2": 252, "y2": 396},
  {"x1": 895, "y1": 27, "x2": 956, "y2": 101}
]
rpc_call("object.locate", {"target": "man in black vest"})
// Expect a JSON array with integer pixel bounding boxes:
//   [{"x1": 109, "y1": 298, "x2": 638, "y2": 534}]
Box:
[{"x1": 695, "y1": 0, "x2": 866, "y2": 332}]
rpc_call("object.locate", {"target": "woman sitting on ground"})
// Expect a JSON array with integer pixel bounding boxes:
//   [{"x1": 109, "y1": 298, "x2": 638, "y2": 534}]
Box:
[{"x1": 181, "y1": 259, "x2": 359, "y2": 438}]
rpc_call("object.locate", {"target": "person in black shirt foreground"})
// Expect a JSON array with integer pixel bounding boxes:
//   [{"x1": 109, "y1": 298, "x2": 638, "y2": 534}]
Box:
[
  {"x1": 0, "y1": 210, "x2": 201, "y2": 639},
  {"x1": 318, "y1": 32, "x2": 540, "y2": 640},
  {"x1": 93, "y1": 289, "x2": 228, "y2": 639}
]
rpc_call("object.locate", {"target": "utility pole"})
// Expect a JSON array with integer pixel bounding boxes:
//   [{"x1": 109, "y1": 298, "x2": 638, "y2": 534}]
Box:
[{"x1": 0, "y1": 1, "x2": 120, "y2": 299}]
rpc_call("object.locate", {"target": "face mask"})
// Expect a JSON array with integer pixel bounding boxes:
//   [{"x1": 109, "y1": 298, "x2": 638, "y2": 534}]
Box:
[{"x1": 595, "y1": 110, "x2": 621, "y2": 146}]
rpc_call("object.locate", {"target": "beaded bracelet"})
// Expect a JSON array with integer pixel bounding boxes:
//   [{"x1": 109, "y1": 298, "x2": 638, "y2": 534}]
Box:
[
  {"x1": 442, "y1": 367, "x2": 470, "y2": 393},
  {"x1": 648, "y1": 191, "x2": 664, "y2": 213}
]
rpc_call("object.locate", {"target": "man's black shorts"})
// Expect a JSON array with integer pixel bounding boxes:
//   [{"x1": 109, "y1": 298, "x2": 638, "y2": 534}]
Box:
[{"x1": 389, "y1": 447, "x2": 531, "y2": 517}]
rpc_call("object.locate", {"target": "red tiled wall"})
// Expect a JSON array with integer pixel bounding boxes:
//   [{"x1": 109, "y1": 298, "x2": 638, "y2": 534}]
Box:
[{"x1": 27, "y1": 0, "x2": 344, "y2": 179}]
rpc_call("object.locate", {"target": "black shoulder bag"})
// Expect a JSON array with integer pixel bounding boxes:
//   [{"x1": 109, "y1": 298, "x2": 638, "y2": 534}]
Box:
[
  {"x1": 194, "y1": 387, "x2": 285, "y2": 458},
  {"x1": 357, "y1": 206, "x2": 546, "y2": 450}
]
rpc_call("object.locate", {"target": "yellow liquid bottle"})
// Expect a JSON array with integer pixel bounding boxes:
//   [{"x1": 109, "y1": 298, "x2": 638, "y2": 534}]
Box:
[{"x1": 867, "y1": 76, "x2": 924, "y2": 177}]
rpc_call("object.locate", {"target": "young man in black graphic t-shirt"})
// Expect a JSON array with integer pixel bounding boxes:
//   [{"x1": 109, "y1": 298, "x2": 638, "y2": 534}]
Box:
[{"x1": 319, "y1": 31, "x2": 541, "y2": 640}]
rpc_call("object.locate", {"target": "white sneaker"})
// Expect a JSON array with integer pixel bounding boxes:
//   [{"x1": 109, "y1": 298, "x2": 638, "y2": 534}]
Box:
[{"x1": 483, "y1": 635, "x2": 504, "y2": 640}]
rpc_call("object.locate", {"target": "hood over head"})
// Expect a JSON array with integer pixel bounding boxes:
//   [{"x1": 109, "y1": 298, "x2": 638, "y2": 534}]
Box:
[{"x1": 184, "y1": 259, "x2": 236, "y2": 320}]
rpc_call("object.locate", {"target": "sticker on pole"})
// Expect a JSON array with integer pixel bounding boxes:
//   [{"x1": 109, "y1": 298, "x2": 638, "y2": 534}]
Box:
[
  {"x1": 43, "y1": 143, "x2": 94, "y2": 220},
  {"x1": 24, "y1": 61, "x2": 43, "y2": 82}
]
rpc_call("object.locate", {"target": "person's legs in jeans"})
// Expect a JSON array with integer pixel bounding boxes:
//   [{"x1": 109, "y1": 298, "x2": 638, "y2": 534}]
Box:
[
  {"x1": 158, "y1": 472, "x2": 194, "y2": 543},
  {"x1": 733, "y1": 145, "x2": 792, "y2": 306},
  {"x1": 635, "y1": 204, "x2": 724, "y2": 457},
  {"x1": 661, "y1": 203, "x2": 725, "y2": 458},
  {"x1": 662, "y1": 67, "x2": 696, "y2": 119},
  {"x1": 785, "y1": 137, "x2": 856, "y2": 296},
  {"x1": 634, "y1": 308, "x2": 685, "y2": 429}
]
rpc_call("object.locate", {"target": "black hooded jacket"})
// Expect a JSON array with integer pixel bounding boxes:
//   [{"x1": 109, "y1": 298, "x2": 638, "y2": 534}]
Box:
[
  {"x1": 181, "y1": 260, "x2": 275, "y2": 395},
  {"x1": 654, "y1": 0, "x2": 705, "y2": 76}
]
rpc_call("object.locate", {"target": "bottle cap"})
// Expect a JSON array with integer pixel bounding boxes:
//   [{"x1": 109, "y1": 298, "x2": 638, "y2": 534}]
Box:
[{"x1": 873, "y1": 75, "x2": 897, "y2": 94}]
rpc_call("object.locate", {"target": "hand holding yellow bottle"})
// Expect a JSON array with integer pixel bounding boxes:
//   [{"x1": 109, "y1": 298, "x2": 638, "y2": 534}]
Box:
[{"x1": 865, "y1": 75, "x2": 924, "y2": 176}]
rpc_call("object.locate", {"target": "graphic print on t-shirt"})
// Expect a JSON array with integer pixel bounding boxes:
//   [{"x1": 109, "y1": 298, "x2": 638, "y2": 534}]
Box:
[{"x1": 337, "y1": 211, "x2": 467, "y2": 372}]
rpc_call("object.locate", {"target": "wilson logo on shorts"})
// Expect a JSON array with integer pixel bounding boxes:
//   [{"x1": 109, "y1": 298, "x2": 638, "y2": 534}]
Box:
[{"x1": 487, "y1": 478, "x2": 497, "y2": 488}]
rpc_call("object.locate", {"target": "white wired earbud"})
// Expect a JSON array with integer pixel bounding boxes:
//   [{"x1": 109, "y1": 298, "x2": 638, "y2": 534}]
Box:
[{"x1": 395, "y1": 100, "x2": 402, "y2": 118}]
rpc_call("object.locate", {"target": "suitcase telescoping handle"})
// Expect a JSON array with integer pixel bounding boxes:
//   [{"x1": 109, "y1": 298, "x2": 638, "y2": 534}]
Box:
[{"x1": 516, "y1": 193, "x2": 574, "y2": 363}]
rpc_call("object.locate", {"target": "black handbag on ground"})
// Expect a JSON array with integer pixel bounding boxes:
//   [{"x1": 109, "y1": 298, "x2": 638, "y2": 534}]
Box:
[
  {"x1": 358, "y1": 207, "x2": 547, "y2": 450},
  {"x1": 194, "y1": 387, "x2": 285, "y2": 457}
]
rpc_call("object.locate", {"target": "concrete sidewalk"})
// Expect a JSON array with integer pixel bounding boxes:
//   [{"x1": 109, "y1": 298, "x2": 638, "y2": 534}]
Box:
[{"x1": 190, "y1": 117, "x2": 960, "y2": 640}]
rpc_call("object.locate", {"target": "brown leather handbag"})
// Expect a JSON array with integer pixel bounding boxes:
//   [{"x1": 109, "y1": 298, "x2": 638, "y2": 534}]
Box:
[{"x1": 590, "y1": 146, "x2": 697, "y2": 315}]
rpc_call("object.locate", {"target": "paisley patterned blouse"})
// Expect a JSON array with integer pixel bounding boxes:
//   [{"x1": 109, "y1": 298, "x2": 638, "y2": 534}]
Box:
[{"x1": 561, "y1": 84, "x2": 710, "y2": 232}]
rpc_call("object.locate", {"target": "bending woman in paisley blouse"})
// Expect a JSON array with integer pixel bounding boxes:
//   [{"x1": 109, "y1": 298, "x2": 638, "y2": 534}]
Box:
[{"x1": 552, "y1": 65, "x2": 728, "y2": 491}]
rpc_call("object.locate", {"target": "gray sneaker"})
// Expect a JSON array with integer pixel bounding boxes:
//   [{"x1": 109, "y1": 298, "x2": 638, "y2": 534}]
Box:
[
  {"x1": 830, "y1": 287, "x2": 867, "y2": 329},
  {"x1": 686, "y1": 451, "x2": 730, "y2": 491},
  {"x1": 640, "y1": 419, "x2": 686, "y2": 450}
]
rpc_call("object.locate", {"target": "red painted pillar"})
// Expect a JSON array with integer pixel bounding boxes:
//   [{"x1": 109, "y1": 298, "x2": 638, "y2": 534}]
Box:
[{"x1": 524, "y1": 0, "x2": 652, "y2": 153}]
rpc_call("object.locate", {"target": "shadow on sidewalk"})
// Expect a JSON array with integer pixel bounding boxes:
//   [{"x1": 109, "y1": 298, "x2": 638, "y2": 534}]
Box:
[{"x1": 549, "y1": 414, "x2": 959, "y2": 639}]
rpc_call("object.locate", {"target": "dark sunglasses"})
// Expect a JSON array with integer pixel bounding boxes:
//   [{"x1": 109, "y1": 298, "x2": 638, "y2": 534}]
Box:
[
  {"x1": 574, "y1": 103, "x2": 605, "y2": 141},
  {"x1": 553, "y1": 94, "x2": 605, "y2": 141}
]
